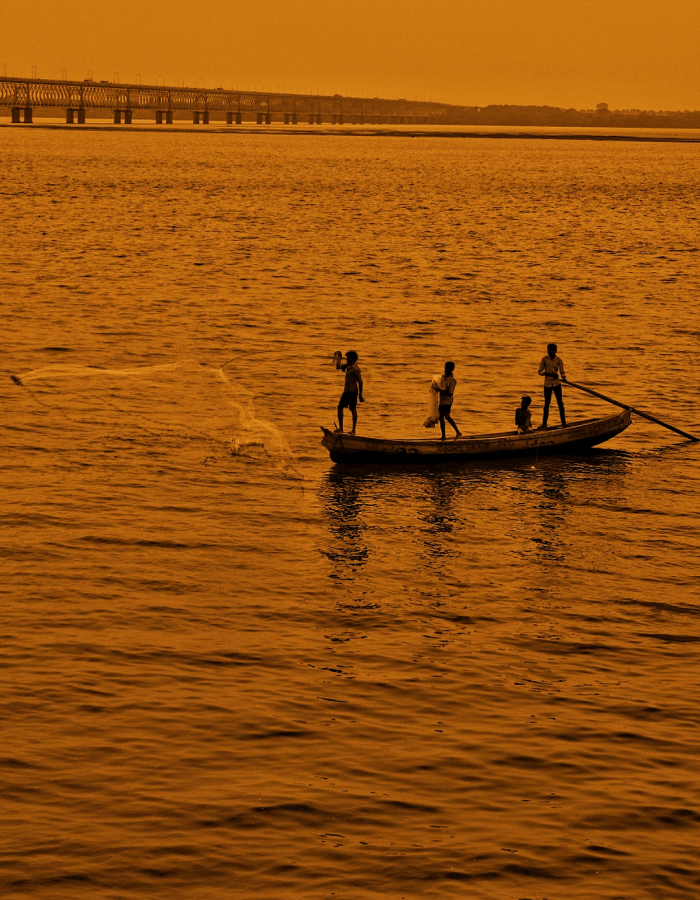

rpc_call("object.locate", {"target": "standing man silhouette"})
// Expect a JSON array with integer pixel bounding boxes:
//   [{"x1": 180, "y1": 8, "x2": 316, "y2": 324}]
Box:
[
  {"x1": 336, "y1": 350, "x2": 364, "y2": 434},
  {"x1": 538, "y1": 343, "x2": 567, "y2": 428},
  {"x1": 438, "y1": 361, "x2": 462, "y2": 440}
]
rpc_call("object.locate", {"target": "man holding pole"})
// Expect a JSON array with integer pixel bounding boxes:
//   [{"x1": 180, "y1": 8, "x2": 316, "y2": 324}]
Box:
[{"x1": 538, "y1": 342, "x2": 567, "y2": 428}]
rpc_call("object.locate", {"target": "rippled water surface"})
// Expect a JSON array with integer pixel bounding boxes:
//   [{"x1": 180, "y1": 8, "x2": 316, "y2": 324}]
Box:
[{"x1": 2, "y1": 127, "x2": 700, "y2": 899}]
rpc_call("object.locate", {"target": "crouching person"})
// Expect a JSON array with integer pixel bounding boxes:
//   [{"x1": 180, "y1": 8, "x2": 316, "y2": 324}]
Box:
[{"x1": 515, "y1": 395, "x2": 533, "y2": 434}]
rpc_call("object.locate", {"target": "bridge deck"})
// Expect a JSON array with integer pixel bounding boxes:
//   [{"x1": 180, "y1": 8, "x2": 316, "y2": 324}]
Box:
[{"x1": 1, "y1": 77, "x2": 451, "y2": 122}]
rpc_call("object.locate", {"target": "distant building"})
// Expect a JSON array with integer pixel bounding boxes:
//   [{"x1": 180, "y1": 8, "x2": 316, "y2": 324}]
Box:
[{"x1": 597, "y1": 102, "x2": 609, "y2": 112}]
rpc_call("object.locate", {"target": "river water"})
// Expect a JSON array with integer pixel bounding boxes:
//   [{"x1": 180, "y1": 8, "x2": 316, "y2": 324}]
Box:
[{"x1": 2, "y1": 126, "x2": 700, "y2": 899}]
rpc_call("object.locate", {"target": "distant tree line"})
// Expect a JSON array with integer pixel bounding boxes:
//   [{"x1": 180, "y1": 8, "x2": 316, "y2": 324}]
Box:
[{"x1": 432, "y1": 105, "x2": 700, "y2": 129}]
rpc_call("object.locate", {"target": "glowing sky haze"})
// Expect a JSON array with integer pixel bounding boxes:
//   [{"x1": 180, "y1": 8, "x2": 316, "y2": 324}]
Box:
[{"x1": 3, "y1": 0, "x2": 699, "y2": 108}]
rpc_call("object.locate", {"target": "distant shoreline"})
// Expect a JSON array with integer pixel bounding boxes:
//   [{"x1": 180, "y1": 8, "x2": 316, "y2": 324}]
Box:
[{"x1": 2, "y1": 122, "x2": 699, "y2": 143}]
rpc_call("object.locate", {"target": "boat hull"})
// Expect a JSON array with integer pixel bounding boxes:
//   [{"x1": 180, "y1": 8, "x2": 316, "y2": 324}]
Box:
[{"x1": 321, "y1": 410, "x2": 631, "y2": 464}]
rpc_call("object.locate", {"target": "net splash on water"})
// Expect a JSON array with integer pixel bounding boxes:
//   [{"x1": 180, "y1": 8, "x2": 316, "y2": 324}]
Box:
[{"x1": 10, "y1": 360, "x2": 301, "y2": 477}]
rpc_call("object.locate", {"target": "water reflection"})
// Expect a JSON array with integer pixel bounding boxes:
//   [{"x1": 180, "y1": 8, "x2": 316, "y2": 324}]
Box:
[
  {"x1": 318, "y1": 451, "x2": 633, "y2": 583},
  {"x1": 417, "y1": 471, "x2": 463, "y2": 560},
  {"x1": 318, "y1": 465, "x2": 469, "y2": 583},
  {"x1": 319, "y1": 468, "x2": 370, "y2": 579},
  {"x1": 531, "y1": 462, "x2": 571, "y2": 563},
  {"x1": 528, "y1": 451, "x2": 631, "y2": 565}
]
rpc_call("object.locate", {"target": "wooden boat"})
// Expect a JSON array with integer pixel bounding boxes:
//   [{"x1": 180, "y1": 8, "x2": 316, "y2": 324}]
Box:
[{"x1": 321, "y1": 409, "x2": 631, "y2": 463}]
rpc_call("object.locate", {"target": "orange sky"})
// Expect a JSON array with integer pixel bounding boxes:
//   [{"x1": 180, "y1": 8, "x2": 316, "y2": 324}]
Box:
[{"x1": 3, "y1": 0, "x2": 699, "y2": 109}]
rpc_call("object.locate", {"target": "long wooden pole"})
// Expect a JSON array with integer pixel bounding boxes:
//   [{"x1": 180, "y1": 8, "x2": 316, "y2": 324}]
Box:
[{"x1": 565, "y1": 380, "x2": 699, "y2": 442}]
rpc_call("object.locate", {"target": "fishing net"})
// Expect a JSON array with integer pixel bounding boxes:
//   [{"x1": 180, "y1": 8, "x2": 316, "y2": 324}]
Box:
[
  {"x1": 10, "y1": 359, "x2": 296, "y2": 471},
  {"x1": 423, "y1": 374, "x2": 445, "y2": 428}
]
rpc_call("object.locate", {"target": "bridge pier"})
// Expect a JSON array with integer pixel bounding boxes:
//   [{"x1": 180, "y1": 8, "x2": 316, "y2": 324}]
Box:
[
  {"x1": 256, "y1": 112, "x2": 263, "y2": 124},
  {"x1": 66, "y1": 108, "x2": 74, "y2": 124},
  {"x1": 193, "y1": 111, "x2": 199, "y2": 124},
  {"x1": 78, "y1": 109, "x2": 85, "y2": 124},
  {"x1": 13, "y1": 107, "x2": 33, "y2": 123},
  {"x1": 156, "y1": 110, "x2": 163, "y2": 124},
  {"x1": 166, "y1": 111, "x2": 173, "y2": 124},
  {"x1": 114, "y1": 110, "x2": 122, "y2": 124},
  {"x1": 226, "y1": 112, "x2": 232, "y2": 125},
  {"x1": 125, "y1": 109, "x2": 132, "y2": 124},
  {"x1": 203, "y1": 111, "x2": 209, "y2": 124},
  {"x1": 316, "y1": 113, "x2": 321, "y2": 124},
  {"x1": 284, "y1": 113, "x2": 290, "y2": 125},
  {"x1": 236, "y1": 112, "x2": 242, "y2": 125}
]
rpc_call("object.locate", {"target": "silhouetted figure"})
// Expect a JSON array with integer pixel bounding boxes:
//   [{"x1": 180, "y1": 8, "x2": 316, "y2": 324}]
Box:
[
  {"x1": 438, "y1": 361, "x2": 461, "y2": 441},
  {"x1": 336, "y1": 350, "x2": 364, "y2": 434},
  {"x1": 515, "y1": 395, "x2": 533, "y2": 433},
  {"x1": 538, "y1": 343, "x2": 567, "y2": 428}
]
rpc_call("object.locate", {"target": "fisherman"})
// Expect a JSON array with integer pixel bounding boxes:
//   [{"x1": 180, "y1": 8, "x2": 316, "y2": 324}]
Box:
[
  {"x1": 336, "y1": 350, "x2": 364, "y2": 434},
  {"x1": 515, "y1": 395, "x2": 533, "y2": 433},
  {"x1": 438, "y1": 361, "x2": 462, "y2": 441},
  {"x1": 538, "y1": 342, "x2": 567, "y2": 428}
]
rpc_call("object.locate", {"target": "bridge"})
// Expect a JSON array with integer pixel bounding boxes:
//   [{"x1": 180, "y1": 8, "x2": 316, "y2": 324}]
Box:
[{"x1": 1, "y1": 76, "x2": 454, "y2": 126}]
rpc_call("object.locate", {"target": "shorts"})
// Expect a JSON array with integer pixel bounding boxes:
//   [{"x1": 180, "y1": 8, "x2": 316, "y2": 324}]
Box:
[
  {"x1": 438, "y1": 404, "x2": 453, "y2": 416},
  {"x1": 339, "y1": 391, "x2": 358, "y2": 411}
]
